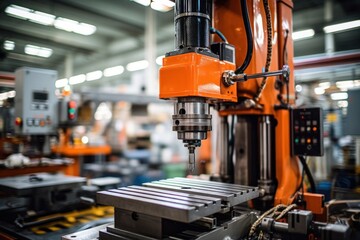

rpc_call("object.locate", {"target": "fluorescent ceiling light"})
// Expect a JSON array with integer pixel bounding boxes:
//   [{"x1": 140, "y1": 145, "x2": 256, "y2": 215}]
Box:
[
  {"x1": 324, "y1": 20, "x2": 360, "y2": 33},
  {"x1": 5, "y1": 4, "x2": 96, "y2": 35},
  {"x1": 25, "y1": 44, "x2": 53, "y2": 58},
  {"x1": 5, "y1": 5, "x2": 30, "y2": 20},
  {"x1": 318, "y1": 82, "x2": 330, "y2": 89},
  {"x1": 337, "y1": 100, "x2": 348, "y2": 108},
  {"x1": 73, "y1": 23, "x2": 97, "y2": 36},
  {"x1": 314, "y1": 87, "x2": 325, "y2": 95},
  {"x1": 126, "y1": 60, "x2": 149, "y2": 72},
  {"x1": 336, "y1": 80, "x2": 354, "y2": 89},
  {"x1": 7, "y1": 90, "x2": 16, "y2": 98},
  {"x1": 55, "y1": 78, "x2": 68, "y2": 88},
  {"x1": 0, "y1": 90, "x2": 16, "y2": 101},
  {"x1": 132, "y1": 0, "x2": 151, "y2": 6},
  {"x1": 5, "y1": 4, "x2": 55, "y2": 25},
  {"x1": 292, "y1": 29, "x2": 315, "y2": 41},
  {"x1": 54, "y1": 18, "x2": 96, "y2": 35},
  {"x1": 150, "y1": 2, "x2": 172, "y2": 12},
  {"x1": 156, "y1": 55, "x2": 165, "y2": 65},
  {"x1": 54, "y1": 17, "x2": 78, "y2": 32},
  {"x1": 4, "y1": 40, "x2": 15, "y2": 51},
  {"x1": 103, "y1": 65, "x2": 124, "y2": 77},
  {"x1": 86, "y1": 70, "x2": 103, "y2": 81},
  {"x1": 0, "y1": 93, "x2": 7, "y2": 101},
  {"x1": 330, "y1": 92, "x2": 348, "y2": 100},
  {"x1": 69, "y1": 74, "x2": 86, "y2": 85},
  {"x1": 153, "y1": 0, "x2": 175, "y2": 8},
  {"x1": 28, "y1": 11, "x2": 55, "y2": 25}
]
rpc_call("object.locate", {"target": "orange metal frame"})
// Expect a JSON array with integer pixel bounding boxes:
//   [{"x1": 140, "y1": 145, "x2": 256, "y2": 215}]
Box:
[{"x1": 214, "y1": 0, "x2": 300, "y2": 205}]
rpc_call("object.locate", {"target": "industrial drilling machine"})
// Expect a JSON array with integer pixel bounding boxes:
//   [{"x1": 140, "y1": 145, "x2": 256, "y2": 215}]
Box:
[{"x1": 63, "y1": 1, "x2": 352, "y2": 239}]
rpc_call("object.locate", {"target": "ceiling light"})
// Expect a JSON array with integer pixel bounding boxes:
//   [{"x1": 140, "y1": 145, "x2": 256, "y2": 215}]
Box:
[
  {"x1": 337, "y1": 100, "x2": 348, "y2": 108},
  {"x1": 4, "y1": 40, "x2": 15, "y2": 51},
  {"x1": 25, "y1": 44, "x2": 53, "y2": 58},
  {"x1": 314, "y1": 87, "x2": 325, "y2": 95},
  {"x1": 132, "y1": 0, "x2": 151, "y2": 6},
  {"x1": 73, "y1": 22, "x2": 97, "y2": 35},
  {"x1": 103, "y1": 65, "x2": 124, "y2": 77},
  {"x1": 0, "y1": 93, "x2": 7, "y2": 101},
  {"x1": 336, "y1": 80, "x2": 354, "y2": 89},
  {"x1": 292, "y1": 29, "x2": 315, "y2": 41},
  {"x1": 0, "y1": 90, "x2": 16, "y2": 100},
  {"x1": 54, "y1": 17, "x2": 96, "y2": 36},
  {"x1": 69, "y1": 74, "x2": 86, "y2": 85},
  {"x1": 5, "y1": 5, "x2": 55, "y2": 25},
  {"x1": 295, "y1": 84, "x2": 302, "y2": 92},
  {"x1": 5, "y1": 5, "x2": 31, "y2": 20},
  {"x1": 55, "y1": 78, "x2": 68, "y2": 88},
  {"x1": 153, "y1": 0, "x2": 175, "y2": 8},
  {"x1": 150, "y1": 2, "x2": 172, "y2": 12},
  {"x1": 330, "y1": 92, "x2": 348, "y2": 100},
  {"x1": 86, "y1": 70, "x2": 103, "y2": 81},
  {"x1": 5, "y1": 5, "x2": 96, "y2": 36},
  {"x1": 54, "y1": 17, "x2": 79, "y2": 32},
  {"x1": 126, "y1": 60, "x2": 149, "y2": 71},
  {"x1": 318, "y1": 82, "x2": 330, "y2": 89},
  {"x1": 156, "y1": 55, "x2": 165, "y2": 65},
  {"x1": 28, "y1": 11, "x2": 55, "y2": 25},
  {"x1": 324, "y1": 20, "x2": 360, "y2": 33},
  {"x1": 7, "y1": 90, "x2": 16, "y2": 98}
]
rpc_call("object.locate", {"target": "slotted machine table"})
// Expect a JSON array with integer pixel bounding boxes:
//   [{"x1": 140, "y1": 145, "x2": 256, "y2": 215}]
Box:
[{"x1": 64, "y1": 178, "x2": 259, "y2": 240}]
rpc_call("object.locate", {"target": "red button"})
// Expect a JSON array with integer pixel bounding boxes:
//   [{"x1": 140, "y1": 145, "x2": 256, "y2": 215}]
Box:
[
  {"x1": 69, "y1": 101, "x2": 76, "y2": 108},
  {"x1": 15, "y1": 117, "x2": 22, "y2": 126}
]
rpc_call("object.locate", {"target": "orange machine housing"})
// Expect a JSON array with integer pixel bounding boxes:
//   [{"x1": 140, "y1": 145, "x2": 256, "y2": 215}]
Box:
[
  {"x1": 159, "y1": 52, "x2": 238, "y2": 102},
  {"x1": 214, "y1": 0, "x2": 300, "y2": 205}
]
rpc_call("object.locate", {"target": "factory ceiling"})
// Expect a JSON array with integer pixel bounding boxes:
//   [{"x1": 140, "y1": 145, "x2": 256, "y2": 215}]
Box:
[{"x1": 0, "y1": 0, "x2": 359, "y2": 90}]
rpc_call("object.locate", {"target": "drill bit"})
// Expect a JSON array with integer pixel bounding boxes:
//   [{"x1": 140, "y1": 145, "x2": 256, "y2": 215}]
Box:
[{"x1": 188, "y1": 146, "x2": 195, "y2": 172}]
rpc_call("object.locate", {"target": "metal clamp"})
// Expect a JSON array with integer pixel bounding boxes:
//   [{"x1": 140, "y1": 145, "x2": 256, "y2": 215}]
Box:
[{"x1": 222, "y1": 65, "x2": 290, "y2": 87}]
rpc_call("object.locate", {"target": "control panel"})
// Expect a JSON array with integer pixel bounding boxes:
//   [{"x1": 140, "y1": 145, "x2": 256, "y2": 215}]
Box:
[
  {"x1": 58, "y1": 99, "x2": 78, "y2": 124},
  {"x1": 291, "y1": 108, "x2": 324, "y2": 156},
  {"x1": 14, "y1": 67, "x2": 58, "y2": 135}
]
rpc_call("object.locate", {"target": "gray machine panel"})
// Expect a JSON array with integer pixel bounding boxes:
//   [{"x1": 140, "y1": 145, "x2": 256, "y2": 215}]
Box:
[{"x1": 14, "y1": 67, "x2": 58, "y2": 135}]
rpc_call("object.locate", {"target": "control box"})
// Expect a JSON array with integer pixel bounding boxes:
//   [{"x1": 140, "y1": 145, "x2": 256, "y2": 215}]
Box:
[
  {"x1": 291, "y1": 108, "x2": 323, "y2": 156},
  {"x1": 14, "y1": 67, "x2": 58, "y2": 135},
  {"x1": 58, "y1": 99, "x2": 78, "y2": 124}
]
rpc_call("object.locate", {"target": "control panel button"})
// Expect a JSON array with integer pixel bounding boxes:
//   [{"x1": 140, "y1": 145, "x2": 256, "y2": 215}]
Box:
[
  {"x1": 291, "y1": 108, "x2": 323, "y2": 156},
  {"x1": 34, "y1": 119, "x2": 40, "y2": 126},
  {"x1": 27, "y1": 119, "x2": 33, "y2": 126}
]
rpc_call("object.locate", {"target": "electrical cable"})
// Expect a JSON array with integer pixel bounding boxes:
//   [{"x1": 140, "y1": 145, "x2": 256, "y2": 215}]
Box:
[
  {"x1": 210, "y1": 27, "x2": 228, "y2": 43},
  {"x1": 228, "y1": 115, "x2": 235, "y2": 182},
  {"x1": 299, "y1": 155, "x2": 317, "y2": 193},
  {"x1": 235, "y1": 0, "x2": 253, "y2": 74},
  {"x1": 248, "y1": 204, "x2": 287, "y2": 237},
  {"x1": 283, "y1": 29, "x2": 290, "y2": 105},
  {"x1": 254, "y1": 0, "x2": 273, "y2": 102}
]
